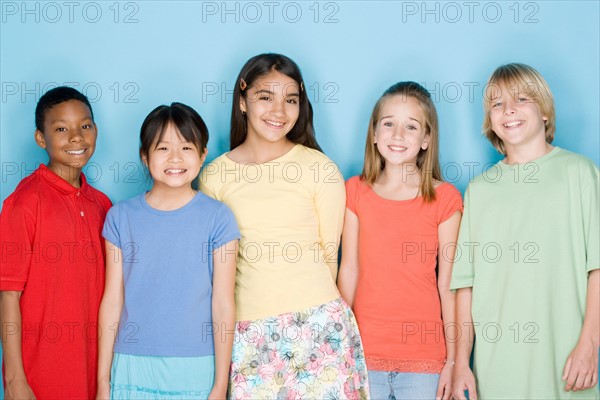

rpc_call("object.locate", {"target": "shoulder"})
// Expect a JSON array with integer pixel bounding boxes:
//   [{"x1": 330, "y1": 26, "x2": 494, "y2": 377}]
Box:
[
  {"x1": 437, "y1": 181, "x2": 462, "y2": 199},
  {"x1": 194, "y1": 192, "x2": 230, "y2": 212},
  {"x1": 203, "y1": 153, "x2": 232, "y2": 170},
  {"x1": 294, "y1": 145, "x2": 336, "y2": 165},
  {"x1": 86, "y1": 185, "x2": 112, "y2": 211},
  {"x1": 294, "y1": 146, "x2": 344, "y2": 184},
  {"x1": 2, "y1": 169, "x2": 47, "y2": 215},
  {"x1": 199, "y1": 153, "x2": 232, "y2": 186},
  {"x1": 106, "y1": 193, "x2": 143, "y2": 219},
  {"x1": 345, "y1": 175, "x2": 368, "y2": 192},
  {"x1": 554, "y1": 148, "x2": 598, "y2": 173}
]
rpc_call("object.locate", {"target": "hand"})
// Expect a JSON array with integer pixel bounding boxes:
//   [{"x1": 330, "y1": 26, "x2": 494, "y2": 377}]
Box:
[
  {"x1": 562, "y1": 339, "x2": 599, "y2": 392},
  {"x1": 4, "y1": 377, "x2": 36, "y2": 400},
  {"x1": 436, "y1": 362, "x2": 453, "y2": 400},
  {"x1": 96, "y1": 380, "x2": 111, "y2": 400},
  {"x1": 452, "y1": 364, "x2": 477, "y2": 400}
]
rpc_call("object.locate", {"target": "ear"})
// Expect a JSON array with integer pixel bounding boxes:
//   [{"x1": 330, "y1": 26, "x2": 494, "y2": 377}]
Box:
[
  {"x1": 200, "y1": 147, "x2": 208, "y2": 164},
  {"x1": 240, "y1": 97, "x2": 247, "y2": 115},
  {"x1": 34, "y1": 130, "x2": 46, "y2": 149},
  {"x1": 140, "y1": 152, "x2": 148, "y2": 168},
  {"x1": 421, "y1": 134, "x2": 430, "y2": 150}
]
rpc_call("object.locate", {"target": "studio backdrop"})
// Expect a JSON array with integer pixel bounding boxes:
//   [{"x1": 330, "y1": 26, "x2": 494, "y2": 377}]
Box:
[{"x1": 1, "y1": 1, "x2": 599, "y2": 395}]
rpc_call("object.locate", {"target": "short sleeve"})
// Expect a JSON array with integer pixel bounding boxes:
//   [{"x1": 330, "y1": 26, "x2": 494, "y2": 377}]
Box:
[
  {"x1": 450, "y1": 186, "x2": 474, "y2": 290},
  {"x1": 345, "y1": 176, "x2": 360, "y2": 214},
  {"x1": 210, "y1": 203, "x2": 241, "y2": 250},
  {"x1": 102, "y1": 205, "x2": 122, "y2": 249},
  {"x1": 0, "y1": 202, "x2": 36, "y2": 290},
  {"x1": 580, "y1": 159, "x2": 599, "y2": 272},
  {"x1": 437, "y1": 183, "x2": 463, "y2": 224}
]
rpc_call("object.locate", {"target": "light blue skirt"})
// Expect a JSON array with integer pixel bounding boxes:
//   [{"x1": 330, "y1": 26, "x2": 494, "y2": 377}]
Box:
[{"x1": 110, "y1": 353, "x2": 215, "y2": 399}]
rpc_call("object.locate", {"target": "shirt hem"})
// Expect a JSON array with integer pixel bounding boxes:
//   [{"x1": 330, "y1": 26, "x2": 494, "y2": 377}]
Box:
[
  {"x1": 236, "y1": 292, "x2": 341, "y2": 322},
  {"x1": 366, "y1": 356, "x2": 445, "y2": 373}
]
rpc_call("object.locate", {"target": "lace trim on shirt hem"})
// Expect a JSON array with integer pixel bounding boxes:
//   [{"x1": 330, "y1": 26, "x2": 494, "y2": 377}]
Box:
[{"x1": 366, "y1": 356, "x2": 444, "y2": 373}]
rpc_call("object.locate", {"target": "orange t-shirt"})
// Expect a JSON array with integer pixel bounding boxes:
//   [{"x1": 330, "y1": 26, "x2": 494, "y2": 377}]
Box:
[{"x1": 346, "y1": 176, "x2": 462, "y2": 373}]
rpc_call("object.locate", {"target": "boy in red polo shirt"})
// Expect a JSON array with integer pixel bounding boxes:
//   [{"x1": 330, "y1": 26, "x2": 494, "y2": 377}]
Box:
[{"x1": 0, "y1": 86, "x2": 112, "y2": 399}]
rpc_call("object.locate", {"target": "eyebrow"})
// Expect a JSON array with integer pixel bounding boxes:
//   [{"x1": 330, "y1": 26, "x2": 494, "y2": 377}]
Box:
[
  {"x1": 50, "y1": 117, "x2": 92, "y2": 123},
  {"x1": 255, "y1": 89, "x2": 273, "y2": 96},
  {"x1": 380, "y1": 115, "x2": 422, "y2": 124},
  {"x1": 254, "y1": 89, "x2": 300, "y2": 97}
]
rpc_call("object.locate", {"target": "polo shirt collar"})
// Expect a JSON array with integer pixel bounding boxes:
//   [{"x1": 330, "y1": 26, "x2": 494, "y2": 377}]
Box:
[{"x1": 38, "y1": 164, "x2": 95, "y2": 200}]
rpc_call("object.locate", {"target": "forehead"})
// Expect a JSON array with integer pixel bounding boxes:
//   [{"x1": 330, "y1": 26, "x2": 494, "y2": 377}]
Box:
[
  {"x1": 154, "y1": 123, "x2": 189, "y2": 143},
  {"x1": 380, "y1": 95, "x2": 424, "y2": 118},
  {"x1": 251, "y1": 70, "x2": 299, "y2": 93},
  {"x1": 45, "y1": 100, "x2": 92, "y2": 122},
  {"x1": 486, "y1": 79, "x2": 540, "y2": 100}
]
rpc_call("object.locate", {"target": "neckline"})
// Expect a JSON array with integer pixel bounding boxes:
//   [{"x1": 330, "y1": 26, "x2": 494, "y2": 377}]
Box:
[
  {"x1": 223, "y1": 144, "x2": 300, "y2": 166},
  {"x1": 140, "y1": 191, "x2": 203, "y2": 215},
  {"x1": 38, "y1": 164, "x2": 93, "y2": 199},
  {"x1": 497, "y1": 146, "x2": 561, "y2": 168},
  {"x1": 366, "y1": 180, "x2": 450, "y2": 203}
]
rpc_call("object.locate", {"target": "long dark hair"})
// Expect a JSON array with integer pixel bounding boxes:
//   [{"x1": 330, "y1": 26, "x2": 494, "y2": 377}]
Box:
[{"x1": 230, "y1": 53, "x2": 321, "y2": 151}]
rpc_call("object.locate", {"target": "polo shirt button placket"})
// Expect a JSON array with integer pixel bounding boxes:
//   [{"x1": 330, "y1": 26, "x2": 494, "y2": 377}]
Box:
[{"x1": 75, "y1": 191, "x2": 86, "y2": 240}]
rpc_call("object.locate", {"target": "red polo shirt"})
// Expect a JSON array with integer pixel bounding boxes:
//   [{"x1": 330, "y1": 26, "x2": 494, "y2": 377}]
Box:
[{"x1": 1, "y1": 164, "x2": 111, "y2": 399}]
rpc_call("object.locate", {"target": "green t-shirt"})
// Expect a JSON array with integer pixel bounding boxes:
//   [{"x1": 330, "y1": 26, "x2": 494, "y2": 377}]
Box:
[{"x1": 451, "y1": 147, "x2": 599, "y2": 399}]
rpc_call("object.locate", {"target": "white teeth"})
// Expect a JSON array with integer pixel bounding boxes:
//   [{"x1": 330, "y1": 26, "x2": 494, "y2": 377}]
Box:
[
  {"x1": 504, "y1": 121, "x2": 522, "y2": 128},
  {"x1": 265, "y1": 120, "x2": 284, "y2": 127},
  {"x1": 165, "y1": 169, "x2": 186, "y2": 174},
  {"x1": 389, "y1": 145, "x2": 406, "y2": 151},
  {"x1": 66, "y1": 149, "x2": 85, "y2": 155}
]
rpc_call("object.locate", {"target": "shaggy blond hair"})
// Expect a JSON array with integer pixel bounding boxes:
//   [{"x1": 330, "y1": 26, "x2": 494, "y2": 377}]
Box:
[{"x1": 482, "y1": 63, "x2": 555, "y2": 155}]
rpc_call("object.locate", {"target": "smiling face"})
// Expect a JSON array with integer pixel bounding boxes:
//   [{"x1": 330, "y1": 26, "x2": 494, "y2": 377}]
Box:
[
  {"x1": 142, "y1": 124, "x2": 207, "y2": 192},
  {"x1": 488, "y1": 84, "x2": 548, "y2": 152},
  {"x1": 240, "y1": 70, "x2": 300, "y2": 146},
  {"x1": 373, "y1": 95, "x2": 429, "y2": 166},
  {"x1": 35, "y1": 100, "x2": 97, "y2": 185}
]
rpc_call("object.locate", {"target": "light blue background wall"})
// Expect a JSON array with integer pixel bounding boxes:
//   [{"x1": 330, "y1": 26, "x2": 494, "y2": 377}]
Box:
[{"x1": 1, "y1": 0, "x2": 599, "y2": 396}]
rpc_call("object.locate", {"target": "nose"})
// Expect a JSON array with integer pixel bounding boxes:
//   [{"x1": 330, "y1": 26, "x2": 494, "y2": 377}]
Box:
[
  {"x1": 69, "y1": 128, "x2": 84, "y2": 142},
  {"x1": 168, "y1": 148, "x2": 183, "y2": 162},
  {"x1": 270, "y1": 98, "x2": 286, "y2": 116},
  {"x1": 503, "y1": 100, "x2": 516, "y2": 115},
  {"x1": 392, "y1": 126, "x2": 404, "y2": 139}
]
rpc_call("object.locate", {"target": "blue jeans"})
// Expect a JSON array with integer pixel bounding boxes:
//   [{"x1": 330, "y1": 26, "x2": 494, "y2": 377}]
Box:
[{"x1": 368, "y1": 370, "x2": 439, "y2": 400}]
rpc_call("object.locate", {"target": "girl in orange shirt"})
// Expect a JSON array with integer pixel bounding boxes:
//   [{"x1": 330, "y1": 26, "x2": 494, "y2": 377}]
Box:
[{"x1": 338, "y1": 81, "x2": 462, "y2": 400}]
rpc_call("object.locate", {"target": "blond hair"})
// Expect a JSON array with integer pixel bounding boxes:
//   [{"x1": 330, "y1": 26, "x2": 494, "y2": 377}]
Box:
[
  {"x1": 361, "y1": 82, "x2": 442, "y2": 202},
  {"x1": 483, "y1": 63, "x2": 555, "y2": 155}
]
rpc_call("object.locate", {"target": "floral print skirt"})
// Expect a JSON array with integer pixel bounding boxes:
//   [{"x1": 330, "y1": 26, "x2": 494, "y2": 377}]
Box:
[{"x1": 229, "y1": 297, "x2": 370, "y2": 399}]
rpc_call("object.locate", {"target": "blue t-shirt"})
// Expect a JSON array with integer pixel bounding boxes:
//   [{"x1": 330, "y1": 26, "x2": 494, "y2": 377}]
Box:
[{"x1": 102, "y1": 192, "x2": 240, "y2": 357}]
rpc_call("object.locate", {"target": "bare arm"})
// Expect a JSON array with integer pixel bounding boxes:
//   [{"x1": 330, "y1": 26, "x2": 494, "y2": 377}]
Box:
[
  {"x1": 0, "y1": 291, "x2": 36, "y2": 399},
  {"x1": 337, "y1": 209, "x2": 359, "y2": 308},
  {"x1": 208, "y1": 240, "x2": 238, "y2": 400},
  {"x1": 436, "y1": 211, "x2": 461, "y2": 400},
  {"x1": 96, "y1": 241, "x2": 124, "y2": 399},
  {"x1": 563, "y1": 268, "x2": 599, "y2": 391},
  {"x1": 452, "y1": 287, "x2": 477, "y2": 400}
]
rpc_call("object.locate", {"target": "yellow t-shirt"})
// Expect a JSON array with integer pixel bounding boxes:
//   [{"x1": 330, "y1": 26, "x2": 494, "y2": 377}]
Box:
[{"x1": 199, "y1": 144, "x2": 345, "y2": 321}]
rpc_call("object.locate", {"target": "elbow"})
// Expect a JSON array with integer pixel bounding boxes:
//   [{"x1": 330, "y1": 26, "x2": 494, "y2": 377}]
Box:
[{"x1": 0, "y1": 290, "x2": 22, "y2": 303}]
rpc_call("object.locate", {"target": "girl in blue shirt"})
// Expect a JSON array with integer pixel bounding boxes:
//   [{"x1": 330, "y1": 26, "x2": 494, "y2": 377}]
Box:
[{"x1": 97, "y1": 103, "x2": 240, "y2": 399}]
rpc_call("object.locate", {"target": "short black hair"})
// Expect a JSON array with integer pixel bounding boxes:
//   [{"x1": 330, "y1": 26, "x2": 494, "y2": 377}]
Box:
[
  {"x1": 139, "y1": 102, "x2": 209, "y2": 162},
  {"x1": 35, "y1": 86, "x2": 94, "y2": 131}
]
